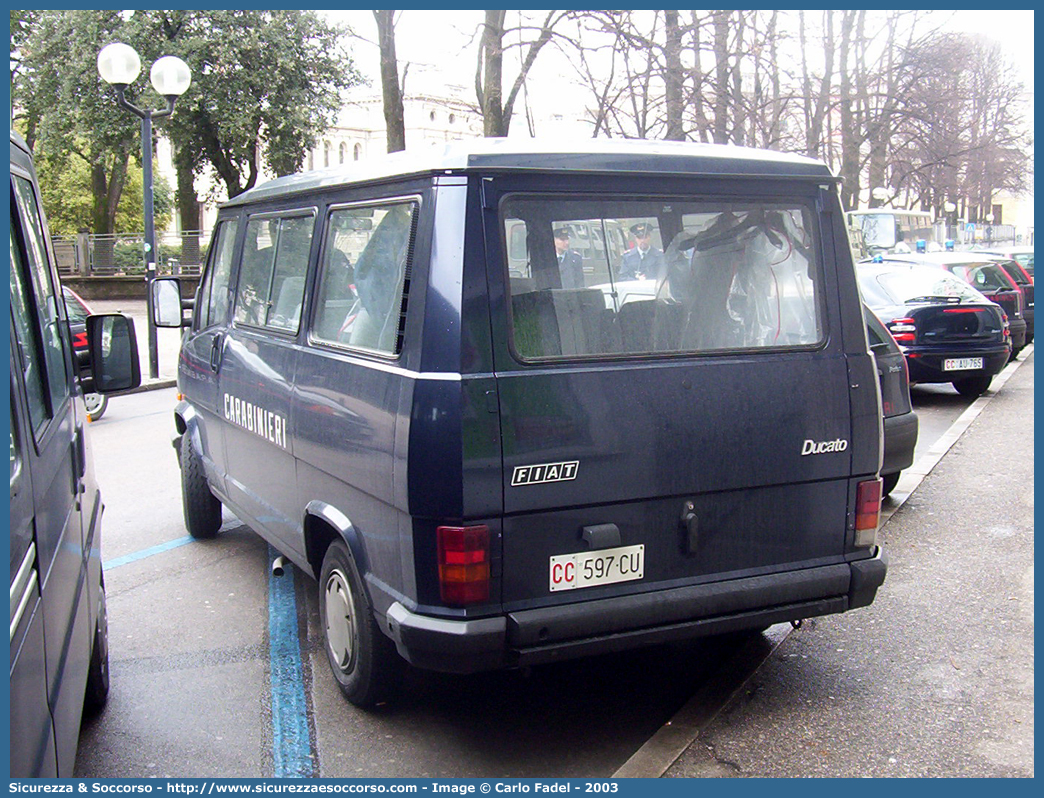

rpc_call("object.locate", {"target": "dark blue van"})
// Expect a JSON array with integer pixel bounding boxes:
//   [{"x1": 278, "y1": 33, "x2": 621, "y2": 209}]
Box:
[
  {"x1": 155, "y1": 139, "x2": 887, "y2": 707},
  {"x1": 10, "y1": 131, "x2": 140, "y2": 775}
]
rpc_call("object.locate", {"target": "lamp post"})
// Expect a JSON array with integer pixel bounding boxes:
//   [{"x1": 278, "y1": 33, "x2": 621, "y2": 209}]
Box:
[
  {"x1": 871, "y1": 186, "x2": 890, "y2": 206},
  {"x1": 942, "y1": 201, "x2": 957, "y2": 248},
  {"x1": 97, "y1": 43, "x2": 191, "y2": 379}
]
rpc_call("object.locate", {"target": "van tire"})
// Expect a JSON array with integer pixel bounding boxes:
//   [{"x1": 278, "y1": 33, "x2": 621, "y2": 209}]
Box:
[
  {"x1": 952, "y1": 374, "x2": 993, "y2": 398},
  {"x1": 881, "y1": 471, "x2": 900, "y2": 498},
  {"x1": 84, "y1": 392, "x2": 107, "y2": 422},
  {"x1": 83, "y1": 581, "x2": 110, "y2": 715},
  {"x1": 180, "y1": 434, "x2": 221, "y2": 539},
  {"x1": 319, "y1": 539, "x2": 402, "y2": 708}
]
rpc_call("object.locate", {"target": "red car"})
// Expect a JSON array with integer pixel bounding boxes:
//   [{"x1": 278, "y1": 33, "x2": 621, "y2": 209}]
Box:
[
  {"x1": 62, "y1": 286, "x2": 109, "y2": 421},
  {"x1": 980, "y1": 255, "x2": 1033, "y2": 344}
]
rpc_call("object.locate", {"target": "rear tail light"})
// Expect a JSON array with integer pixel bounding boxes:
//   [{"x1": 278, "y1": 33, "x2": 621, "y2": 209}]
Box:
[
  {"x1": 887, "y1": 318, "x2": 916, "y2": 343},
  {"x1": 1002, "y1": 313, "x2": 1011, "y2": 339},
  {"x1": 72, "y1": 331, "x2": 88, "y2": 350},
  {"x1": 855, "y1": 479, "x2": 883, "y2": 548},
  {"x1": 437, "y1": 525, "x2": 490, "y2": 606}
]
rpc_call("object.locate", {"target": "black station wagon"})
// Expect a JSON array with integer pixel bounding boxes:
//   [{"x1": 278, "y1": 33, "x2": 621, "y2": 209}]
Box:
[{"x1": 155, "y1": 139, "x2": 887, "y2": 707}]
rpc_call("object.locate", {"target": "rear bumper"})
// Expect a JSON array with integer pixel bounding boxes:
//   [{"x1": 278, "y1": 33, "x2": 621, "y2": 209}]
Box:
[
  {"x1": 384, "y1": 549, "x2": 887, "y2": 673},
  {"x1": 1009, "y1": 318, "x2": 1027, "y2": 349},
  {"x1": 906, "y1": 346, "x2": 1010, "y2": 384},
  {"x1": 882, "y1": 410, "x2": 918, "y2": 476}
]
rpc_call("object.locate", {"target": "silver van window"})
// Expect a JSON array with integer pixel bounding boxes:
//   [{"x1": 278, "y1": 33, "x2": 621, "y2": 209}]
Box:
[
  {"x1": 503, "y1": 198, "x2": 823, "y2": 360},
  {"x1": 312, "y1": 200, "x2": 417, "y2": 356},
  {"x1": 11, "y1": 176, "x2": 68, "y2": 428},
  {"x1": 196, "y1": 220, "x2": 238, "y2": 330},
  {"x1": 234, "y1": 213, "x2": 314, "y2": 332},
  {"x1": 9, "y1": 229, "x2": 49, "y2": 432}
]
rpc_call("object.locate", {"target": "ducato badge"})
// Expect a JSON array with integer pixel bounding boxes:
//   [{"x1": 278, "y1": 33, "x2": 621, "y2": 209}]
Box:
[{"x1": 801, "y1": 438, "x2": 849, "y2": 456}]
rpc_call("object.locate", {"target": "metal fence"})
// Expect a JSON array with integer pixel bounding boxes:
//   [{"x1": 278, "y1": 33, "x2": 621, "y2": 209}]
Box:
[{"x1": 52, "y1": 230, "x2": 210, "y2": 277}]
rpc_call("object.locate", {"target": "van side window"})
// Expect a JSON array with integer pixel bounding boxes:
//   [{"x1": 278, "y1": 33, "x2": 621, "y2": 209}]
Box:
[
  {"x1": 503, "y1": 198, "x2": 822, "y2": 360},
  {"x1": 312, "y1": 200, "x2": 418, "y2": 356},
  {"x1": 234, "y1": 213, "x2": 314, "y2": 332},
  {"x1": 195, "y1": 220, "x2": 238, "y2": 330},
  {"x1": 10, "y1": 404, "x2": 20, "y2": 484},
  {"x1": 11, "y1": 178, "x2": 67, "y2": 429},
  {"x1": 9, "y1": 230, "x2": 49, "y2": 432}
]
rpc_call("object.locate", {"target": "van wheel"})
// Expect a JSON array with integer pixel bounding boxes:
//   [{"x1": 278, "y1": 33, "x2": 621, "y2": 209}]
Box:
[
  {"x1": 319, "y1": 539, "x2": 402, "y2": 708},
  {"x1": 84, "y1": 392, "x2": 107, "y2": 422},
  {"x1": 881, "y1": 471, "x2": 900, "y2": 498},
  {"x1": 83, "y1": 580, "x2": 110, "y2": 715},
  {"x1": 952, "y1": 374, "x2": 992, "y2": 398},
  {"x1": 180, "y1": 434, "x2": 221, "y2": 539}
]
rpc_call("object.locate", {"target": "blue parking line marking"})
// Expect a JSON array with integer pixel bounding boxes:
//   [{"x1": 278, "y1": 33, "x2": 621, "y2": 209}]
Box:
[
  {"x1": 267, "y1": 545, "x2": 315, "y2": 777},
  {"x1": 102, "y1": 536, "x2": 194, "y2": 571}
]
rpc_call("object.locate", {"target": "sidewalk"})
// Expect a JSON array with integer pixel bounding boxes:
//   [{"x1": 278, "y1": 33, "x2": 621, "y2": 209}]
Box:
[{"x1": 660, "y1": 352, "x2": 1034, "y2": 777}]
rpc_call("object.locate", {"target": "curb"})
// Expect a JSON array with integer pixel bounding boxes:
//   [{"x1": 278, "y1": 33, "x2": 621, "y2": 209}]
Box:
[
  {"x1": 117, "y1": 378, "x2": 177, "y2": 395},
  {"x1": 612, "y1": 343, "x2": 1034, "y2": 779}
]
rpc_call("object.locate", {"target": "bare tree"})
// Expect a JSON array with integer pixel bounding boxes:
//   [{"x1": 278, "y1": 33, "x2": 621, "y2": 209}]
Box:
[
  {"x1": 374, "y1": 10, "x2": 406, "y2": 152},
  {"x1": 663, "y1": 10, "x2": 684, "y2": 141},
  {"x1": 837, "y1": 11, "x2": 861, "y2": 210},
  {"x1": 475, "y1": 10, "x2": 568, "y2": 137}
]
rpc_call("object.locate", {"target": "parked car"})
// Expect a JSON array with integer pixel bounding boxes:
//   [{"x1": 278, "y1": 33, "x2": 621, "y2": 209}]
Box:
[
  {"x1": 975, "y1": 245, "x2": 1034, "y2": 279},
  {"x1": 62, "y1": 286, "x2": 109, "y2": 420},
  {"x1": 864, "y1": 307, "x2": 918, "y2": 497},
  {"x1": 980, "y1": 255, "x2": 1033, "y2": 344},
  {"x1": 10, "y1": 130, "x2": 141, "y2": 776},
  {"x1": 153, "y1": 138, "x2": 887, "y2": 708},
  {"x1": 881, "y1": 253, "x2": 1027, "y2": 359},
  {"x1": 856, "y1": 260, "x2": 1011, "y2": 397}
]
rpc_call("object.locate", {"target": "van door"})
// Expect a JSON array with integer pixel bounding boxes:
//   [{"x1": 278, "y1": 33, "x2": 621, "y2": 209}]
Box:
[
  {"x1": 10, "y1": 173, "x2": 91, "y2": 775},
  {"x1": 179, "y1": 218, "x2": 239, "y2": 493},
  {"x1": 217, "y1": 211, "x2": 314, "y2": 552},
  {"x1": 483, "y1": 178, "x2": 861, "y2": 610},
  {"x1": 9, "y1": 368, "x2": 57, "y2": 778}
]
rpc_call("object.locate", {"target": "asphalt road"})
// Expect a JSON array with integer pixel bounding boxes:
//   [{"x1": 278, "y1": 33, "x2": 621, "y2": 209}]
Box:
[{"x1": 72, "y1": 324, "x2": 1032, "y2": 778}]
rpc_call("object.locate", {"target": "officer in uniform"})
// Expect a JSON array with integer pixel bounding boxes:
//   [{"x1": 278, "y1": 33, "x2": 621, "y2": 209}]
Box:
[
  {"x1": 619, "y1": 223, "x2": 666, "y2": 281},
  {"x1": 553, "y1": 226, "x2": 585, "y2": 289}
]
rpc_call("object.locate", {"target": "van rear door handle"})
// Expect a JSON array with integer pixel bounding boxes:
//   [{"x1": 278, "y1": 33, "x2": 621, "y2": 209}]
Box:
[{"x1": 210, "y1": 334, "x2": 223, "y2": 372}]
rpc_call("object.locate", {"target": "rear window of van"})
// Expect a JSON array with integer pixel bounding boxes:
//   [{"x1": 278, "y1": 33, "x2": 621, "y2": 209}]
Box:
[{"x1": 502, "y1": 197, "x2": 823, "y2": 360}]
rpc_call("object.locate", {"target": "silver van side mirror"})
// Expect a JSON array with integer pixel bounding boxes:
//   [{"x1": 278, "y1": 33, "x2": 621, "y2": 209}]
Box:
[
  {"x1": 85, "y1": 314, "x2": 141, "y2": 393},
  {"x1": 152, "y1": 277, "x2": 185, "y2": 328}
]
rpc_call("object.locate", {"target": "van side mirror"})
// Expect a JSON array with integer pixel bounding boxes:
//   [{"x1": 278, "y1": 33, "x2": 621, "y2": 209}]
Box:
[
  {"x1": 85, "y1": 314, "x2": 141, "y2": 394},
  {"x1": 152, "y1": 277, "x2": 185, "y2": 328}
]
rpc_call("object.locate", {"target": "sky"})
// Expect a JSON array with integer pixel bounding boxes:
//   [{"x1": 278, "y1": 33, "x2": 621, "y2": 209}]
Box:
[{"x1": 329, "y1": 10, "x2": 1035, "y2": 105}]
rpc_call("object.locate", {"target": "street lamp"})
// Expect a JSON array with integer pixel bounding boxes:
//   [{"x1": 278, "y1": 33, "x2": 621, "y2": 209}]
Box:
[
  {"x1": 871, "y1": 186, "x2": 890, "y2": 206},
  {"x1": 97, "y1": 42, "x2": 191, "y2": 379},
  {"x1": 943, "y1": 202, "x2": 958, "y2": 249}
]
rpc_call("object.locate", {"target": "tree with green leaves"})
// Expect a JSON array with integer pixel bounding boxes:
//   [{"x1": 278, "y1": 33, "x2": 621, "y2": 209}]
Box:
[
  {"x1": 14, "y1": 10, "x2": 146, "y2": 236},
  {"x1": 13, "y1": 9, "x2": 360, "y2": 238},
  {"x1": 35, "y1": 145, "x2": 173, "y2": 236},
  {"x1": 135, "y1": 10, "x2": 361, "y2": 202}
]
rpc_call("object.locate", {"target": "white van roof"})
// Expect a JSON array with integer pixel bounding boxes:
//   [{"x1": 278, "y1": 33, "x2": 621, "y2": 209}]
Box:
[{"x1": 223, "y1": 138, "x2": 834, "y2": 208}]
